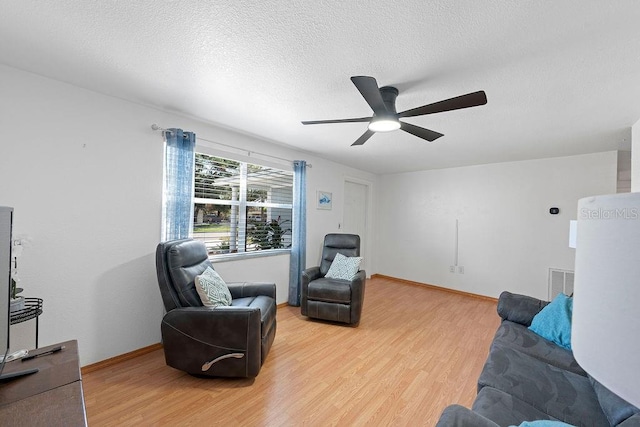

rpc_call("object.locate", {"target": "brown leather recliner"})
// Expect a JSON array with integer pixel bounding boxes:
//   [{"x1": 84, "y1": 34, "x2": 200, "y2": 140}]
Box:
[
  {"x1": 155, "y1": 239, "x2": 276, "y2": 377},
  {"x1": 301, "y1": 233, "x2": 366, "y2": 325}
]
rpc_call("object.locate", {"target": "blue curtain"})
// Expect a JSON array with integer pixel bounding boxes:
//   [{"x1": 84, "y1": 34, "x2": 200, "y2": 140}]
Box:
[
  {"x1": 162, "y1": 128, "x2": 196, "y2": 241},
  {"x1": 288, "y1": 160, "x2": 307, "y2": 306}
]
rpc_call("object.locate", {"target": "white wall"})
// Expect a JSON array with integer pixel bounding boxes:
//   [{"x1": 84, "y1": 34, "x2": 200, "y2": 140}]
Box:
[
  {"x1": 0, "y1": 61, "x2": 621, "y2": 365},
  {"x1": 375, "y1": 152, "x2": 617, "y2": 300},
  {"x1": 0, "y1": 64, "x2": 376, "y2": 365},
  {"x1": 632, "y1": 119, "x2": 640, "y2": 192},
  {"x1": 305, "y1": 159, "x2": 377, "y2": 269}
]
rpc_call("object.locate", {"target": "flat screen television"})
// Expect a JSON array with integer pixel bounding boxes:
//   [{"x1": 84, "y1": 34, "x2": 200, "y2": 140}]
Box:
[{"x1": 0, "y1": 206, "x2": 37, "y2": 380}]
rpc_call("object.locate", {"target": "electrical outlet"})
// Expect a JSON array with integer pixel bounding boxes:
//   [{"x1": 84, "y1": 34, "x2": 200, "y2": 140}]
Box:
[
  {"x1": 458, "y1": 266, "x2": 464, "y2": 274},
  {"x1": 449, "y1": 266, "x2": 456, "y2": 273}
]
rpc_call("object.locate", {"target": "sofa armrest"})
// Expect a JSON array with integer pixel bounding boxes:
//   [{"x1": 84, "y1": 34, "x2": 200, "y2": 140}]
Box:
[
  {"x1": 436, "y1": 405, "x2": 500, "y2": 427},
  {"x1": 497, "y1": 291, "x2": 549, "y2": 326},
  {"x1": 227, "y1": 282, "x2": 276, "y2": 300}
]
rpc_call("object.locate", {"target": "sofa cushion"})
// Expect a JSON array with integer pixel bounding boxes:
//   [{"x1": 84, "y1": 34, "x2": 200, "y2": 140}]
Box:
[
  {"x1": 436, "y1": 404, "x2": 500, "y2": 427},
  {"x1": 497, "y1": 291, "x2": 549, "y2": 327},
  {"x1": 589, "y1": 376, "x2": 640, "y2": 426},
  {"x1": 307, "y1": 277, "x2": 352, "y2": 303},
  {"x1": 528, "y1": 293, "x2": 573, "y2": 350},
  {"x1": 618, "y1": 414, "x2": 640, "y2": 427},
  {"x1": 492, "y1": 321, "x2": 586, "y2": 376},
  {"x1": 478, "y1": 345, "x2": 609, "y2": 426},
  {"x1": 472, "y1": 387, "x2": 558, "y2": 427},
  {"x1": 232, "y1": 295, "x2": 276, "y2": 339},
  {"x1": 513, "y1": 422, "x2": 575, "y2": 427}
]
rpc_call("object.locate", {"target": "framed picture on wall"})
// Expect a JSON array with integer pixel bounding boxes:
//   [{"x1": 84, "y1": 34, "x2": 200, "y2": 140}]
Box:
[{"x1": 317, "y1": 191, "x2": 332, "y2": 210}]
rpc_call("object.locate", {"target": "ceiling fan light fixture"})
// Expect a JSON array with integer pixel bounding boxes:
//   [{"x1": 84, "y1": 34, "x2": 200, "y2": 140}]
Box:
[
  {"x1": 301, "y1": 76, "x2": 487, "y2": 146},
  {"x1": 368, "y1": 117, "x2": 400, "y2": 132}
]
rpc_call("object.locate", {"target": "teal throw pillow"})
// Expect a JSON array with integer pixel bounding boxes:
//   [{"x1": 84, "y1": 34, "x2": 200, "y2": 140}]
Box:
[
  {"x1": 325, "y1": 252, "x2": 362, "y2": 280},
  {"x1": 528, "y1": 293, "x2": 573, "y2": 350},
  {"x1": 195, "y1": 267, "x2": 232, "y2": 308}
]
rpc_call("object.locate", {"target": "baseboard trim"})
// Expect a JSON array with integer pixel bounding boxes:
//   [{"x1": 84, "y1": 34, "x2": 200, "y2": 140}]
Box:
[
  {"x1": 81, "y1": 343, "x2": 163, "y2": 375},
  {"x1": 371, "y1": 274, "x2": 498, "y2": 303}
]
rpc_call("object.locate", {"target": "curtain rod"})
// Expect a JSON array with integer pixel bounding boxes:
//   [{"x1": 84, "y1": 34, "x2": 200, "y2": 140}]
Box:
[{"x1": 151, "y1": 124, "x2": 311, "y2": 167}]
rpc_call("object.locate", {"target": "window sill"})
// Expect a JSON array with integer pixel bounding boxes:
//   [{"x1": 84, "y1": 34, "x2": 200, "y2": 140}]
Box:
[{"x1": 209, "y1": 248, "x2": 290, "y2": 263}]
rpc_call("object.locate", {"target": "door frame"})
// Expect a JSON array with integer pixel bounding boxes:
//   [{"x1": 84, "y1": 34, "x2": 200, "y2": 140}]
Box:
[{"x1": 343, "y1": 176, "x2": 374, "y2": 276}]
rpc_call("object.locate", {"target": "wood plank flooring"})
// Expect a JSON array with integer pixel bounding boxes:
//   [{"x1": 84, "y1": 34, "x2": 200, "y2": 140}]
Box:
[{"x1": 83, "y1": 277, "x2": 501, "y2": 426}]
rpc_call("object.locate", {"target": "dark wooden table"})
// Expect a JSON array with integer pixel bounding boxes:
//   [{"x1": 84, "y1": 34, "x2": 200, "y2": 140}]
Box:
[{"x1": 0, "y1": 340, "x2": 87, "y2": 426}]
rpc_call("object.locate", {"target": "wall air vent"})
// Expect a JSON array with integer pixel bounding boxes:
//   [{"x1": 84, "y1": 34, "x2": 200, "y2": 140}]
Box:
[{"x1": 548, "y1": 268, "x2": 574, "y2": 300}]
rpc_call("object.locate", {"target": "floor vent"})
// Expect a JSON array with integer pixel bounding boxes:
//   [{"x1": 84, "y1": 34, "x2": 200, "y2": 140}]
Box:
[{"x1": 548, "y1": 268, "x2": 574, "y2": 300}]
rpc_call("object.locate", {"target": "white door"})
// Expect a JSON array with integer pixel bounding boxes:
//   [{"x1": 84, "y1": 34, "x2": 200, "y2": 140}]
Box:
[{"x1": 343, "y1": 180, "x2": 369, "y2": 272}]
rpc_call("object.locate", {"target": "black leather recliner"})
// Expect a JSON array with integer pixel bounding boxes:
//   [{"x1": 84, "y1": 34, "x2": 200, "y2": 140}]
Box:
[
  {"x1": 301, "y1": 233, "x2": 366, "y2": 325},
  {"x1": 155, "y1": 239, "x2": 276, "y2": 377}
]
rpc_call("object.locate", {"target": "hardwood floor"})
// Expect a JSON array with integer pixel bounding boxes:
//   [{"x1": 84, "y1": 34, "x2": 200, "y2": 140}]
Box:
[{"x1": 83, "y1": 277, "x2": 501, "y2": 426}]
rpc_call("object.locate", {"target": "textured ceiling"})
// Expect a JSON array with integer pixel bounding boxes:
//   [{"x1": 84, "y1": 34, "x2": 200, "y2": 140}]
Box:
[{"x1": 2, "y1": 1, "x2": 640, "y2": 174}]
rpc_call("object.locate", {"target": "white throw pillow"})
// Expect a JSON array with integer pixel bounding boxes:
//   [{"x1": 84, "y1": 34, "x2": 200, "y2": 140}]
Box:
[
  {"x1": 325, "y1": 252, "x2": 362, "y2": 280},
  {"x1": 195, "y1": 267, "x2": 232, "y2": 308}
]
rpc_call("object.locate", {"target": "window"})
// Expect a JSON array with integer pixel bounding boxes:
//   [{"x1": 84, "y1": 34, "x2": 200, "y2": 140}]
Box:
[{"x1": 192, "y1": 153, "x2": 293, "y2": 257}]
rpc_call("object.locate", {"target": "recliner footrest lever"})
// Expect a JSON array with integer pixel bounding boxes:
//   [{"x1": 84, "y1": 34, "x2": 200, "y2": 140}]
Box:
[{"x1": 201, "y1": 353, "x2": 245, "y2": 371}]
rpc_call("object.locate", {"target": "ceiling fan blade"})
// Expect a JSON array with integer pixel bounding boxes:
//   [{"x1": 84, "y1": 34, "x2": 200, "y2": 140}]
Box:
[
  {"x1": 398, "y1": 90, "x2": 487, "y2": 118},
  {"x1": 301, "y1": 116, "x2": 371, "y2": 125},
  {"x1": 351, "y1": 76, "x2": 388, "y2": 116},
  {"x1": 351, "y1": 129, "x2": 376, "y2": 146},
  {"x1": 400, "y1": 121, "x2": 444, "y2": 142}
]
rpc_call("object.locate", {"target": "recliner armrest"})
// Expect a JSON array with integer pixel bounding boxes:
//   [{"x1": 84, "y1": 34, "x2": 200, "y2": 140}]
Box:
[
  {"x1": 352, "y1": 270, "x2": 366, "y2": 286},
  {"x1": 161, "y1": 306, "x2": 262, "y2": 377},
  {"x1": 350, "y1": 270, "x2": 366, "y2": 324},
  {"x1": 300, "y1": 267, "x2": 321, "y2": 315},
  {"x1": 227, "y1": 282, "x2": 276, "y2": 300},
  {"x1": 163, "y1": 306, "x2": 262, "y2": 337},
  {"x1": 302, "y1": 266, "x2": 322, "y2": 282}
]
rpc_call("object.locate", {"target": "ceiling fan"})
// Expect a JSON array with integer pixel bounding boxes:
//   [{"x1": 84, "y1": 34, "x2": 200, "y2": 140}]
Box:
[{"x1": 301, "y1": 76, "x2": 487, "y2": 146}]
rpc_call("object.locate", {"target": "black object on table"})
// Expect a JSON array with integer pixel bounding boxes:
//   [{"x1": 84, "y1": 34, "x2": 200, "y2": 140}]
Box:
[
  {"x1": 10, "y1": 298, "x2": 43, "y2": 349},
  {"x1": 21, "y1": 345, "x2": 64, "y2": 362}
]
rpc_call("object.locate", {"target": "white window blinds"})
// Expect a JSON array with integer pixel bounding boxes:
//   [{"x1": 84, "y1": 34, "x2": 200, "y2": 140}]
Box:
[{"x1": 193, "y1": 153, "x2": 293, "y2": 256}]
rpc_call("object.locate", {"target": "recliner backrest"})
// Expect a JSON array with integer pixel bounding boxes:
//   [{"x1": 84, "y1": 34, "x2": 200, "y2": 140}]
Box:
[
  {"x1": 156, "y1": 239, "x2": 213, "y2": 311},
  {"x1": 319, "y1": 233, "x2": 361, "y2": 276}
]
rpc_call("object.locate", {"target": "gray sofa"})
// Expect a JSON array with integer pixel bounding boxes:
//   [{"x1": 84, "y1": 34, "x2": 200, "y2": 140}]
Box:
[{"x1": 436, "y1": 291, "x2": 640, "y2": 427}]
